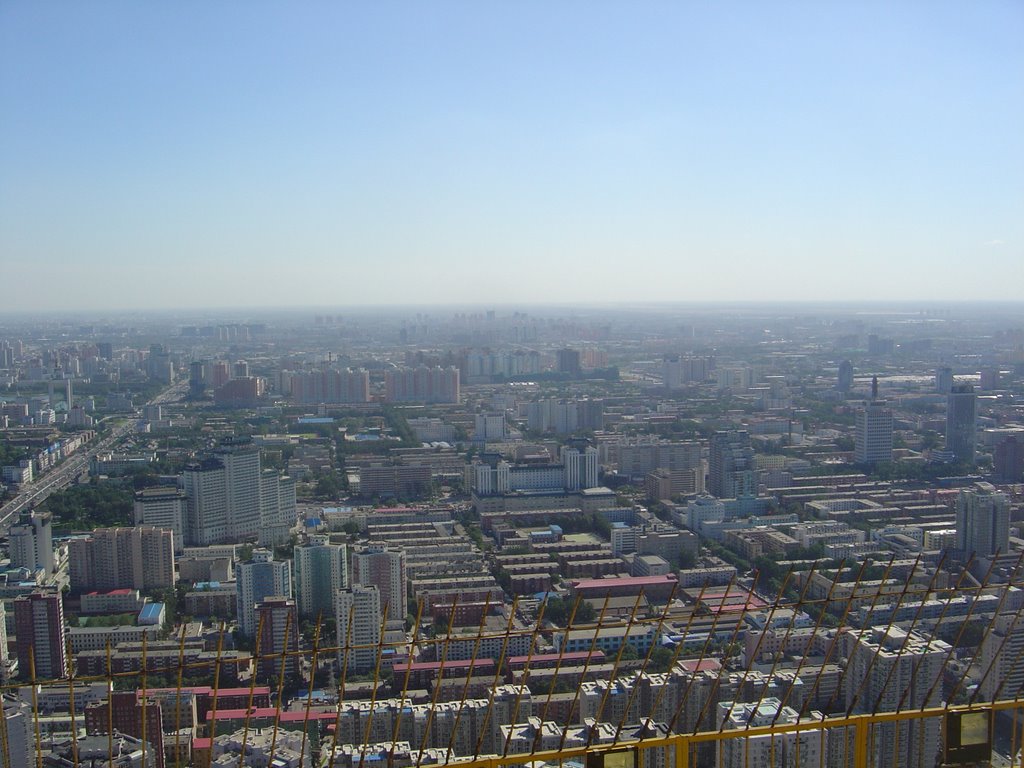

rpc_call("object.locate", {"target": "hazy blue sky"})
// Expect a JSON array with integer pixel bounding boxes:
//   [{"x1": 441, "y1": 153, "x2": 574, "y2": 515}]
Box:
[{"x1": 1, "y1": 2, "x2": 1021, "y2": 311}]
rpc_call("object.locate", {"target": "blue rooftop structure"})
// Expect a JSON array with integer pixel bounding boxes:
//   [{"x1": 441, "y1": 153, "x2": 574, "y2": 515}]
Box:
[{"x1": 138, "y1": 603, "x2": 165, "y2": 624}]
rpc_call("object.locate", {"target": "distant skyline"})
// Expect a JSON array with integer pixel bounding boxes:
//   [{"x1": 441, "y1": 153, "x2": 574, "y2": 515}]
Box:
[{"x1": 1, "y1": 2, "x2": 1022, "y2": 311}]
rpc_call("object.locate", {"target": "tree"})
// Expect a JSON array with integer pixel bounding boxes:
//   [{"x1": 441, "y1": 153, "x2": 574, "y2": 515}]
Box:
[
  {"x1": 618, "y1": 643, "x2": 640, "y2": 661},
  {"x1": 648, "y1": 645, "x2": 676, "y2": 673}
]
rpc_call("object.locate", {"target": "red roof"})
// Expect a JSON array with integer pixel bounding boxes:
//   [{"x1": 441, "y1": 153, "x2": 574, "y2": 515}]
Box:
[
  {"x1": 678, "y1": 658, "x2": 721, "y2": 672},
  {"x1": 208, "y1": 707, "x2": 338, "y2": 722},
  {"x1": 573, "y1": 575, "x2": 677, "y2": 589},
  {"x1": 393, "y1": 658, "x2": 492, "y2": 672},
  {"x1": 508, "y1": 651, "x2": 604, "y2": 665},
  {"x1": 148, "y1": 686, "x2": 271, "y2": 697}
]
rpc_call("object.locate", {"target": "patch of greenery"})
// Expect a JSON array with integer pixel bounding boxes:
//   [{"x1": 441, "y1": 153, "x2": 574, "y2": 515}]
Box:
[
  {"x1": 0, "y1": 441, "x2": 30, "y2": 466},
  {"x1": 41, "y1": 481, "x2": 133, "y2": 530}
]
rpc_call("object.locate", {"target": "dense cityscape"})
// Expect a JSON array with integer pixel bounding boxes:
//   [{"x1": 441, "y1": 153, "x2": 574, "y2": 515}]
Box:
[{"x1": 0, "y1": 303, "x2": 1023, "y2": 767}]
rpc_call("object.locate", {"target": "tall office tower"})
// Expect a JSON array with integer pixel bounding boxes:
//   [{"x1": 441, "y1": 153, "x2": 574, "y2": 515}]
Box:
[
  {"x1": 215, "y1": 436, "x2": 262, "y2": 540},
  {"x1": 994, "y1": 436, "x2": 1024, "y2": 482},
  {"x1": 68, "y1": 527, "x2": 176, "y2": 593},
  {"x1": 233, "y1": 360, "x2": 250, "y2": 379},
  {"x1": 236, "y1": 549, "x2": 292, "y2": 638},
  {"x1": 258, "y1": 471, "x2": 297, "y2": 547},
  {"x1": 979, "y1": 611, "x2": 1024, "y2": 702},
  {"x1": 561, "y1": 443, "x2": 599, "y2": 491},
  {"x1": 8, "y1": 510, "x2": 54, "y2": 574},
  {"x1": 188, "y1": 360, "x2": 206, "y2": 397},
  {"x1": 336, "y1": 585, "x2": 382, "y2": 673},
  {"x1": 352, "y1": 546, "x2": 407, "y2": 618},
  {"x1": 837, "y1": 360, "x2": 854, "y2": 393},
  {"x1": 708, "y1": 431, "x2": 757, "y2": 499},
  {"x1": 0, "y1": 697, "x2": 35, "y2": 768},
  {"x1": 946, "y1": 384, "x2": 977, "y2": 463},
  {"x1": 935, "y1": 366, "x2": 953, "y2": 393},
  {"x1": 854, "y1": 398, "x2": 893, "y2": 464},
  {"x1": 255, "y1": 597, "x2": 299, "y2": 682},
  {"x1": 556, "y1": 348, "x2": 581, "y2": 375},
  {"x1": 845, "y1": 626, "x2": 948, "y2": 768},
  {"x1": 293, "y1": 535, "x2": 348, "y2": 620},
  {"x1": 14, "y1": 592, "x2": 67, "y2": 680},
  {"x1": 182, "y1": 458, "x2": 228, "y2": 545},
  {"x1": 133, "y1": 487, "x2": 186, "y2": 552},
  {"x1": 955, "y1": 481, "x2": 1010, "y2": 559},
  {"x1": 717, "y1": 698, "x2": 823, "y2": 768}
]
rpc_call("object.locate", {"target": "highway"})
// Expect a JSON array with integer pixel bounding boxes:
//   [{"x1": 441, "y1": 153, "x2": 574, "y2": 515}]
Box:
[{"x1": 0, "y1": 379, "x2": 187, "y2": 532}]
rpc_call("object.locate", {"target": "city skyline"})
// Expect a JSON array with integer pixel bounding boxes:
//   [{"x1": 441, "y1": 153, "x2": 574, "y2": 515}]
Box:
[{"x1": 2, "y1": 2, "x2": 1022, "y2": 311}]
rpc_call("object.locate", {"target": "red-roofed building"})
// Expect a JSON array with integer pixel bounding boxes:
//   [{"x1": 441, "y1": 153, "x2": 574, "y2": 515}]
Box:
[{"x1": 571, "y1": 574, "x2": 679, "y2": 602}]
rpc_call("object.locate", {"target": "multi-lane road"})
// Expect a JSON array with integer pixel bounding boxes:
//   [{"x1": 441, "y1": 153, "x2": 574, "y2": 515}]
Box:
[{"x1": 0, "y1": 379, "x2": 187, "y2": 532}]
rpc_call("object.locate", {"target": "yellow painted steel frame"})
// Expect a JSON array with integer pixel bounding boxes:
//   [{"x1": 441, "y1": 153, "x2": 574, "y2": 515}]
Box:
[{"x1": 404, "y1": 698, "x2": 1024, "y2": 768}]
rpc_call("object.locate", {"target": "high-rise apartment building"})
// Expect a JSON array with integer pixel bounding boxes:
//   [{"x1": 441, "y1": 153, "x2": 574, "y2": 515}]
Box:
[
  {"x1": 255, "y1": 597, "x2": 299, "y2": 682},
  {"x1": 525, "y1": 398, "x2": 604, "y2": 435},
  {"x1": 0, "y1": 697, "x2": 35, "y2": 768},
  {"x1": 8, "y1": 510, "x2": 54, "y2": 575},
  {"x1": 352, "y1": 546, "x2": 407, "y2": 618},
  {"x1": 955, "y1": 482, "x2": 1010, "y2": 559},
  {"x1": 708, "y1": 431, "x2": 756, "y2": 499},
  {"x1": 0, "y1": 602, "x2": 7, "y2": 678},
  {"x1": 236, "y1": 549, "x2": 292, "y2": 638},
  {"x1": 336, "y1": 585, "x2": 382, "y2": 673},
  {"x1": 663, "y1": 355, "x2": 714, "y2": 388},
  {"x1": 188, "y1": 360, "x2": 206, "y2": 398},
  {"x1": 133, "y1": 487, "x2": 186, "y2": 552},
  {"x1": 289, "y1": 368, "x2": 371, "y2": 404},
  {"x1": 258, "y1": 470, "x2": 297, "y2": 547},
  {"x1": 293, "y1": 535, "x2": 348, "y2": 621},
  {"x1": 946, "y1": 384, "x2": 977, "y2": 464},
  {"x1": 844, "y1": 626, "x2": 948, "y2": 768},
  {"x1": 384, "y1": 366, "x2": 460, "y2": 404},
  {"x1": 182, "y1": 458, "x2": 228, "y2": 545},
  {"x1": 210, "y1": 360, "x2": 230, "y2": 389},
  {"x1": 68, "y1": 527, "x2": 175, "y2": 593},
  {"x1": 615, "y1": 440, "x2": 702, "y2": 478},
  {"x1": 14, "y1": 592, "x2": 67, "y2": 680},
  {"x1": 183, "y1": 437, "x2": 292, "y2": 546},
  {"x1": 994, "y1": 436, "x2": 1024, "y2": 483},
  {"x1": 560, "y1": 443, "x2": 599, "y2": 491},
  {"x1": 837, "y1": 360, "x2": 853, "y2": 393},
  {"x1": 718, "y1": 698, "x2": 823, "y2": 768},
  {"x1": 854, "y1": 399, "x2": 893, "y2": 464},
  {"x1": 215, "y1": 436, "x2": 261, "y2": 540},
  {"x1": 83, "y1": 691, "x2": 164, "y2": 768},
  {"x1": 555, "y1": 348, "x2": 581, "y2": 375},
  {"x1": 979, "y1": 611, "x2": 1024, "y2": 702},
  {"x1": 474, "y1": 413, "x2": 507, "y2": 442}
]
